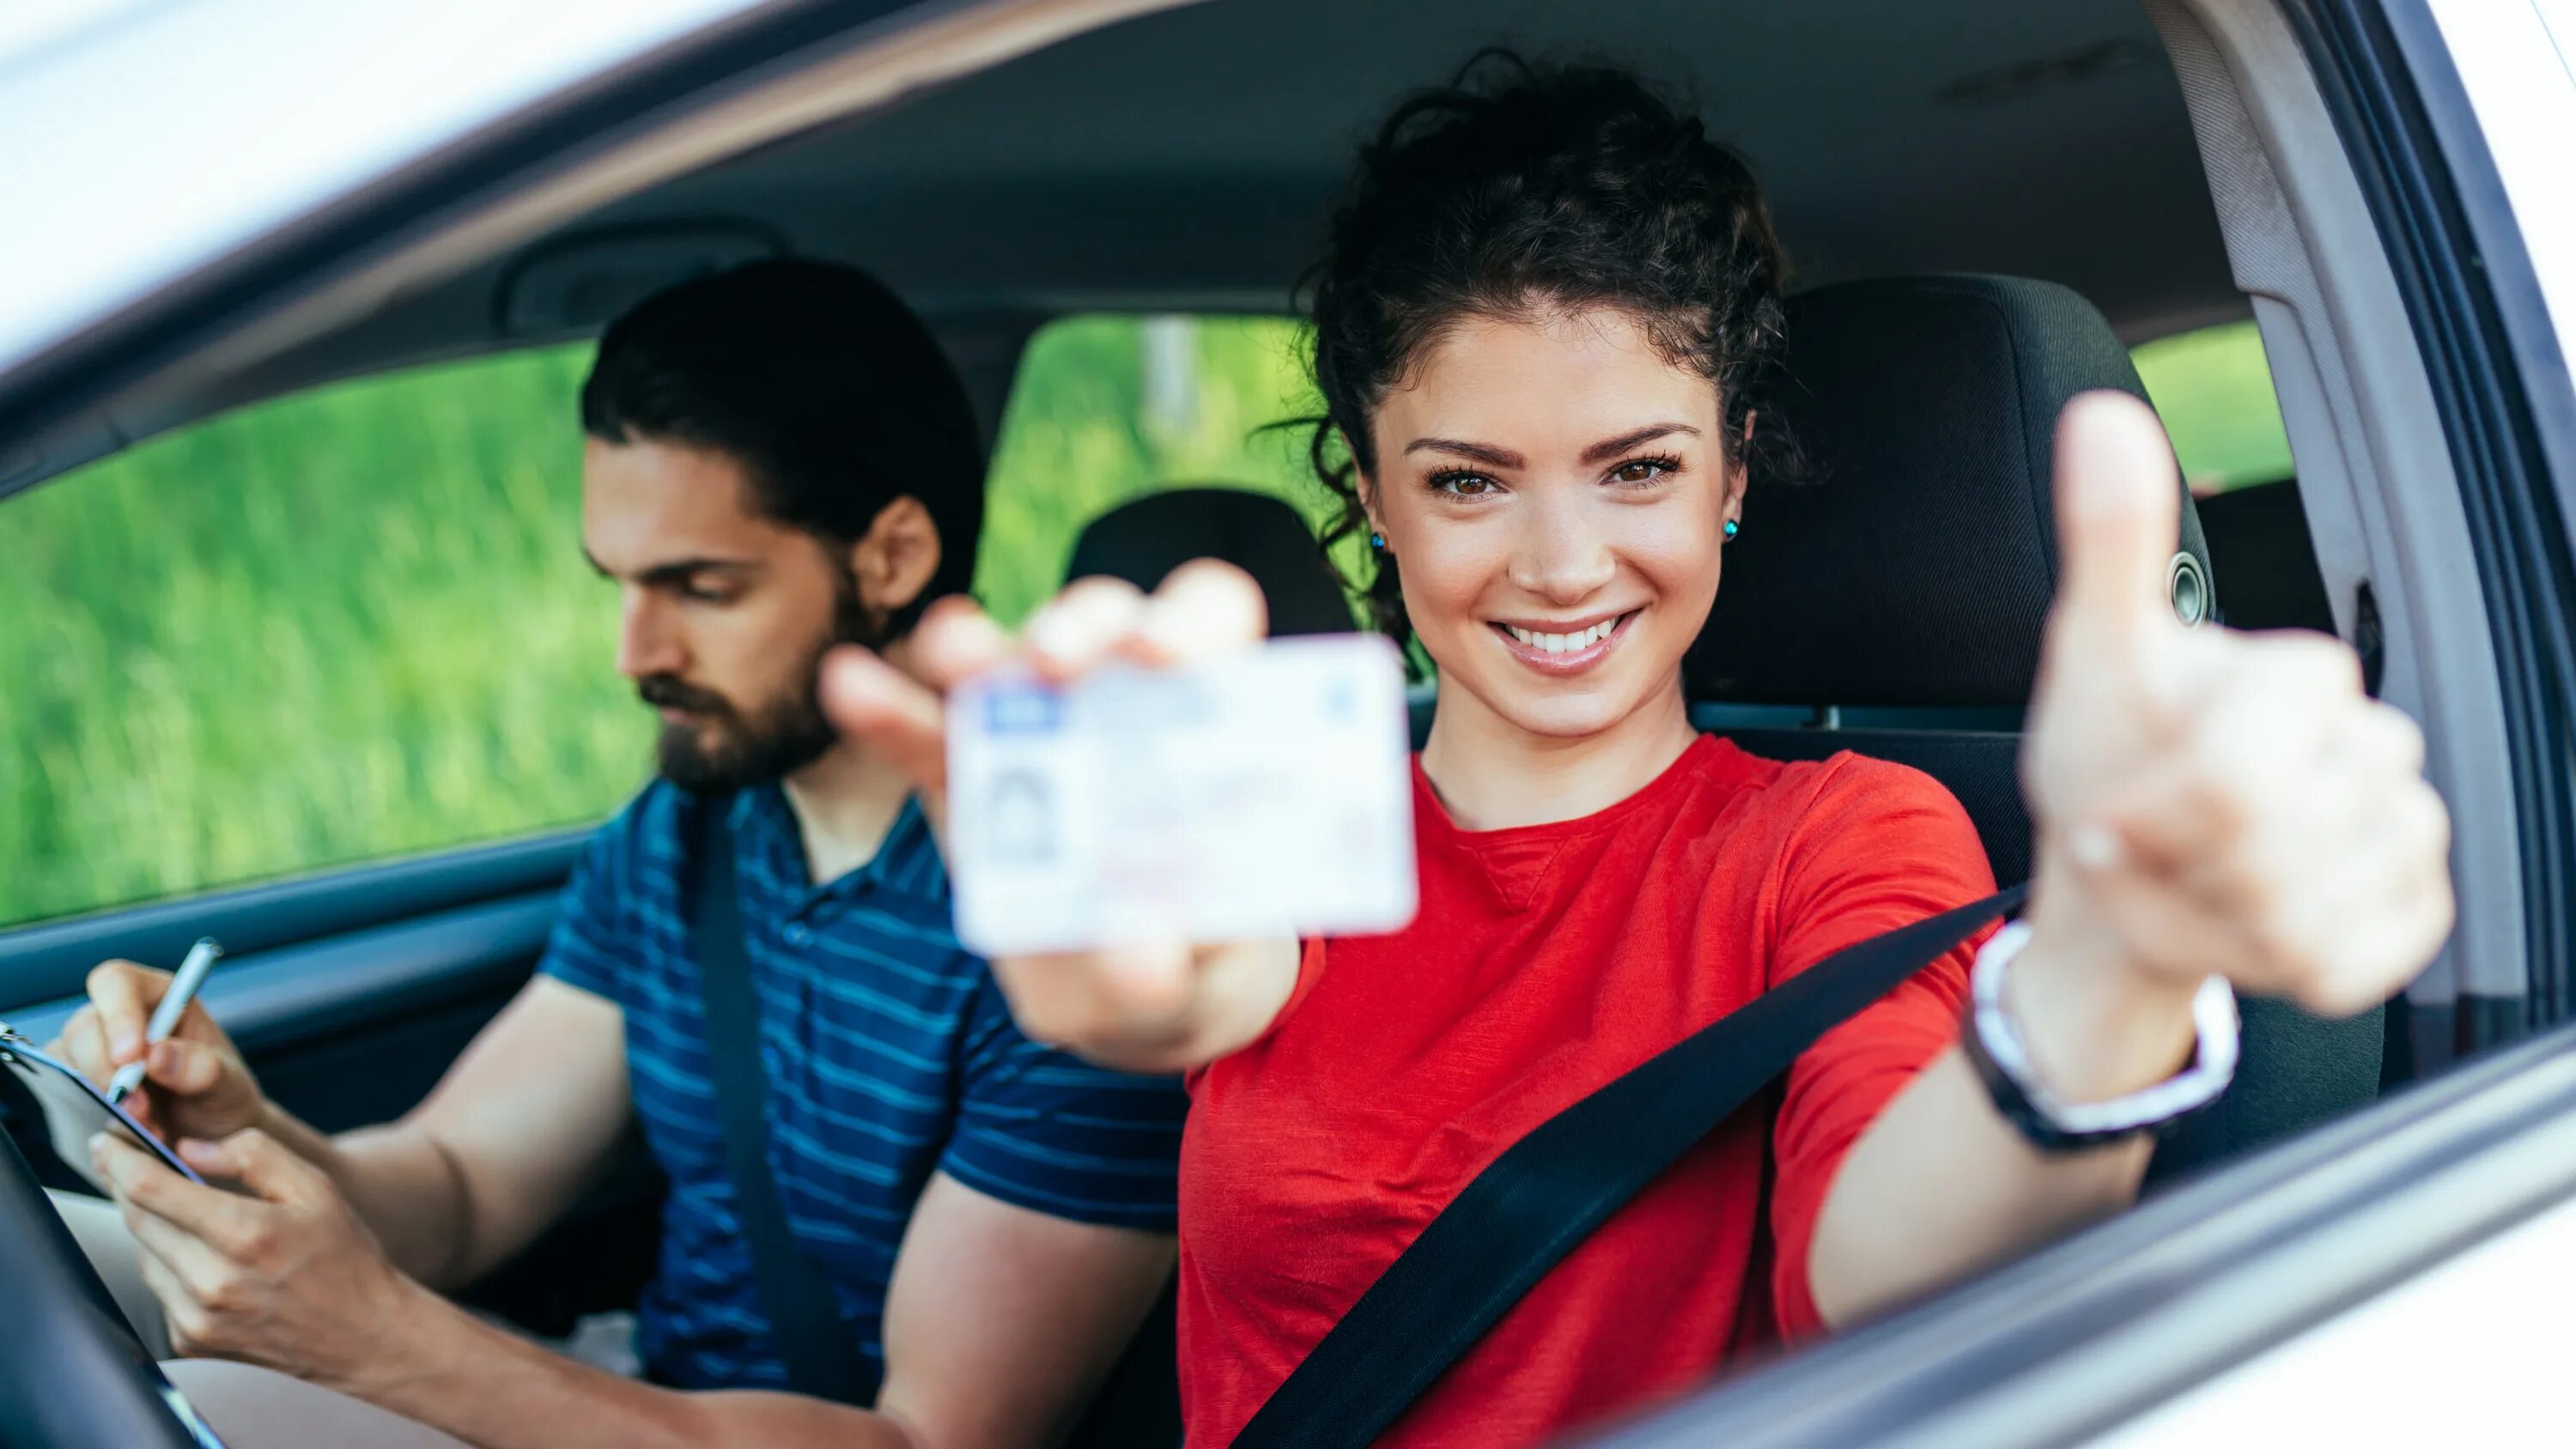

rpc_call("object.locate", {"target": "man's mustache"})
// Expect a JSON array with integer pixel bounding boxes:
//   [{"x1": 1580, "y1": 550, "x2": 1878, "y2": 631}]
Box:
[{"x1": 638, "y1": 675, "x2": 737, "y2": 718}]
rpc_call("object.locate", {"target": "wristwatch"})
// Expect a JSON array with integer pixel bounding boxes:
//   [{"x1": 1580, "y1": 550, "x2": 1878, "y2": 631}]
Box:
[{"x1": 1960, "y1": 922, "x2": 2240, "y2": 1155}]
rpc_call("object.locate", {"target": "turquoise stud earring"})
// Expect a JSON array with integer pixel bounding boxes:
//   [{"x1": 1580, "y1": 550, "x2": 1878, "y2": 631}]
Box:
[
  {"x1": 1723, "y1": 519, "x2": 1741, "y2": 541},
  {"x1": 1370, "y1": 531, "x2": 1386, "y2": 549}
]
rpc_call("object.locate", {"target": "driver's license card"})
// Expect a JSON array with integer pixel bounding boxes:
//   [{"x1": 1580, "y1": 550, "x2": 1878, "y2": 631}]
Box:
[{"x1": 945, "y1": 634, "x2": 1419, "y2": 956}]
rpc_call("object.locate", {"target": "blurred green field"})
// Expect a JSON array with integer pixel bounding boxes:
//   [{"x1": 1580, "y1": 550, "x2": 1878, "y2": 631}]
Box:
[
  {"x1": 0, "y1": 313, "x2": 2286, "y2": 928},
  {"x1": 2132, "y1": 320, "x2": 2296, "y2": 494},
  {"x1": 0, "y1": 318, "x2": 1328, "y2": 927}
]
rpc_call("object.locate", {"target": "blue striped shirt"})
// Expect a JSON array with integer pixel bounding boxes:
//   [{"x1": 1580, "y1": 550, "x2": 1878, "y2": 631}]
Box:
[{"x1": 541, "y1": 781, "x2": 1188, "y2": 1394}]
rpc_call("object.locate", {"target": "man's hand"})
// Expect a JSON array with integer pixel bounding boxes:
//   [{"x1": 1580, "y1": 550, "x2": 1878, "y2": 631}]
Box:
[
  {"x1": 2013, "y1": 391, "x2": 2455, "y2": 1093},
  {"x1": 51, "y1": 961, "x2": 265, "y2": 1145},
  {"x1": 90, "y1": 1125, "x2": 428, "y2": 1394}
]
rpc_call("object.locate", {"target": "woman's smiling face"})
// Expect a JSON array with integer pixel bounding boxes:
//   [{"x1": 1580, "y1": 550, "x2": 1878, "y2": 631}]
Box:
[{"x1": 1364, "y1": 306, "x2": 1744, "y2": 743}]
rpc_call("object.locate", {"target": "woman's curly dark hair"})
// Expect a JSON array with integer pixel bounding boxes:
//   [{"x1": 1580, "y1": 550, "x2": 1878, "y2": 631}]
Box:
[{"x1": 1304, "y1": 53, "x2": 1801, "y2": 643}]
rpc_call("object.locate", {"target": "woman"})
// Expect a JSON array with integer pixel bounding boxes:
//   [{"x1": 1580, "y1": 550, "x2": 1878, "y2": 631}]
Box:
[{"x1": 829, "y1": 59, "x2": 2453, "y2": 1448}]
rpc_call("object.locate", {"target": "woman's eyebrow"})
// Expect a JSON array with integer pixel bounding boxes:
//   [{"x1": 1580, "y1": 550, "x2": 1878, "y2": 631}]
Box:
[
  {"x1": 1580, "y1": 423, "x2": 1701, "y2": 464},
  {"x1": 1404, "y1": 437, "x2": 1526, "y2": 469}
]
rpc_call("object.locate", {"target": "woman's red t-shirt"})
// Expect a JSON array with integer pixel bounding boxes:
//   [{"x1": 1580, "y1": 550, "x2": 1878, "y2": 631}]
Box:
[{"x1": 1177, "y1": 735, "x2": 1997, "y2": 1447}]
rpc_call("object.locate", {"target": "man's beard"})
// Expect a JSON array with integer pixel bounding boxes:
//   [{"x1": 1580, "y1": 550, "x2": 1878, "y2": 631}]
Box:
[{"x1": 640, "y1": 577, "x2": 880, "y2": 795}]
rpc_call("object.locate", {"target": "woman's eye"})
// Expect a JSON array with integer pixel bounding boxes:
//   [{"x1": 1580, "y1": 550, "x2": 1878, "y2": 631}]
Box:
[
  {"x1": 1610, "y1": 458, "x2": 1676, "y2": 486},
  {"x1": 1430, "y1": 471, "x2": 1497, "y2": 497}
]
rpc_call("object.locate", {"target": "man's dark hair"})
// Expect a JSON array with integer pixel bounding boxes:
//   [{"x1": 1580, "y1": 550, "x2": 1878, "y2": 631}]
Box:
[{"x1": 580, "y1": 258, "x2": 987, "y2": 639}]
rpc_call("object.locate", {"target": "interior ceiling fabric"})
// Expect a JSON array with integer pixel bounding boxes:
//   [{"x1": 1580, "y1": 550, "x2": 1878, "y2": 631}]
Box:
[{"x1": 590, "y1": 0, "x2": 2241, "y2": 332}]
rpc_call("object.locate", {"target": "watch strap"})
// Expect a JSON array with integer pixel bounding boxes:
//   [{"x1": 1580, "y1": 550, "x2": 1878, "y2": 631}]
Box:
[{"x1": 1962, "y1": 922, "x2": 2241, "y2": 1154}]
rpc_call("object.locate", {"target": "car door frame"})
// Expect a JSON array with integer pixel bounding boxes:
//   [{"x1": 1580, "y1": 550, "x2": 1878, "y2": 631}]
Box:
[{"x1": 1571, "y1": 0, "x2": 2576, "y2": 1437}]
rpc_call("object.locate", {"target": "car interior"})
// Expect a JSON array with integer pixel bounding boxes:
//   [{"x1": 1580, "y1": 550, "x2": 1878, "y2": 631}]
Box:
[{"x1": 0, "y1": 0, "x2": 2544, "y2": 1442}]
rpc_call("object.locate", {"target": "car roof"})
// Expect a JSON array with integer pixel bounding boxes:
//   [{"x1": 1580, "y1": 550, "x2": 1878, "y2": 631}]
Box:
[
  {"x1": 0, "y1": 0, "x2": 768, "y2": 384},
  {"x1": 715, "y1": 0, "x2": 2232, "y2": 329},
  {"x1": 282, "y1": 0, "x2": 2240, "y2": 385},
  {"x1": 2, "y1": 0, "x2": 2241, "y2": 478}
]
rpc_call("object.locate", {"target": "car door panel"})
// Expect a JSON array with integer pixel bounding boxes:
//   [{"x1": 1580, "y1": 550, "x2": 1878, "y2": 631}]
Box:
[{"x1": 0, "y1": 833, "x2": 665, "y2": 1332}]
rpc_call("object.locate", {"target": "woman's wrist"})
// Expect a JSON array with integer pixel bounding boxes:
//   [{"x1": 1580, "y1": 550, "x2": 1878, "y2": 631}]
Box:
[{"x1": 2001, "y1": 911, "x2": 2205, "y2": 1106}]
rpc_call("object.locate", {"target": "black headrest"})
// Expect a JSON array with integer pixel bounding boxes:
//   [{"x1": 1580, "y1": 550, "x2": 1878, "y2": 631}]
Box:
[
  {"x1": 1686, "y1": 275, "x2": 2213, "y2": 707},
  {"x1": 1064, "y1": 487, "x2": 1356, "y2": 637}
]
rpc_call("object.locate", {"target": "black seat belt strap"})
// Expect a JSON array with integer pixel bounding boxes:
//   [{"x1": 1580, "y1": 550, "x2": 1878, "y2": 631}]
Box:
[
  {"x1": 1234, "y1": 882, "x2": 2028, "y2": 1449},
  {"x1": 690, "y1": 799, "x2": 876, "y2": 1404}
]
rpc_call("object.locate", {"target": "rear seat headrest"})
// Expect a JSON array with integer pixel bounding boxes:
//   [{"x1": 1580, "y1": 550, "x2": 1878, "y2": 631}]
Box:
[
  {"x1": 1685, "y1": 274, "x2": 2214, "y2": 708},
  {"x1": 1063, "y1": 486, "x2": 1356, "y2": 638}
]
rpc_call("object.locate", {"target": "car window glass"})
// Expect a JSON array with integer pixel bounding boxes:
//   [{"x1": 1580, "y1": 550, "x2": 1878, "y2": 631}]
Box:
[
  {"x1": 2130, "y1": 319, "x2": 2296, "y2": 495},
  {"x1": 988, "y1": 312, "x2": 2302, "y2": 623},
  {"x1": 0, "y1": 344, "x2": 637, "y2": 929},
  {"x1": 979, "y1": 313, "x2": 1363, "y2": 627}
]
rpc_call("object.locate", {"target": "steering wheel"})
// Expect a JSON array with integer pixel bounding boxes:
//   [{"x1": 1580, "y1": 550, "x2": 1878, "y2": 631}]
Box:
[{"x1": 0, "y1": 1127, "x2": 222, "y2": 1447}]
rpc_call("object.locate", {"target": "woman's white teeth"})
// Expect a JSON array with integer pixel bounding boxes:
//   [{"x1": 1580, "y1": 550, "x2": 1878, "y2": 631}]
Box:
[{"x1": 1507, "y1": 616, "x2": 1619, "y2": 652}]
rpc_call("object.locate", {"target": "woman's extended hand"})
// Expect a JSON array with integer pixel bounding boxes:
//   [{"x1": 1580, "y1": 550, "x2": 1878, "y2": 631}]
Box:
[
  {"x1": 821, "y1": 561, "x2": 1303, "y2": 1072},
  {"x1": 2016, "y1": 392, "x2": 2454, "y2": 1087}
]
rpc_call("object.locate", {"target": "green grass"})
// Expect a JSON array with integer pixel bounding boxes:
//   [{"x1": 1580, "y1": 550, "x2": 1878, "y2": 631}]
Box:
[
  {"x1": 0, "y1": 318, "x2": 1338, "y2": 928},
  {"x1": 2132, "y1": 319, "x2": 2296, "y2": 494},
  {"x1": 0, "y1": 313, "x2": 2293, "y2": 929},
  {"x1": 0, "y1": 346, "x2": 640, "y2": 927},
  {"x1": 976, "y1": 315, "x2": 1342, "y2": 624}
]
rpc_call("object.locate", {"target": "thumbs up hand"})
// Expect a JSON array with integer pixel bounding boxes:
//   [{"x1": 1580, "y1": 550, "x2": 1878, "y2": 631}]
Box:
[{"x1": 2014, "y1": 393, "x2": 2452, "y2": 1070}]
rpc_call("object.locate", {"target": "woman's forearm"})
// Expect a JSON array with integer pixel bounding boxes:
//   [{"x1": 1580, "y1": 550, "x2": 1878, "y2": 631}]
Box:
[{"x1": 1804, "y1": 923, "x2": 2202, "y2": 1328}]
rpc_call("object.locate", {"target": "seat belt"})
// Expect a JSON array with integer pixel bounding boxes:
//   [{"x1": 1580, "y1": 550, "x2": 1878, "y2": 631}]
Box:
[
  {"x1": 689, "y1": 800, "x2": 877, "y2": 1404},
  {"x1": 1234, "y1": 882, "x2": 2028, "y2": 1449}
]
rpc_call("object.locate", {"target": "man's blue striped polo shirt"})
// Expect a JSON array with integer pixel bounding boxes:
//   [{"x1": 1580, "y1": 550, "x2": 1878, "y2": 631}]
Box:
[{"x1": 540, "y1": 780, "x2": 1188, "y2": 1394}]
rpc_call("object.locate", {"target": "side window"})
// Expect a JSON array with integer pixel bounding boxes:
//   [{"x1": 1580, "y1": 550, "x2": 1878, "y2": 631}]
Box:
[
  {"x1": 2130, "y1": 319, "x2": 2296, "y2": 495},
  {"x1": 2129, "y1": 320, "x2": 2330, "y2": 634},
  {"x1": 0, "y1": 345, "x2": 635, "y2": 929},
  {"x1": 980, "y1": 313, "x2": 1354, "y2": 626}
]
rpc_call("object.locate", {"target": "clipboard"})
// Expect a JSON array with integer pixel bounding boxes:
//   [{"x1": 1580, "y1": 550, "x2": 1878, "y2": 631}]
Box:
[{"x1": 0, "y1": 1024, "x2": 205, "y2": 1185}]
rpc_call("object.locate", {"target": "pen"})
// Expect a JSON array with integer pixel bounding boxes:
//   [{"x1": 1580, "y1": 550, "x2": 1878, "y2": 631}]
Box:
[{"x1": 106, "y1": 937, "x2": 222, "y2": 1105}]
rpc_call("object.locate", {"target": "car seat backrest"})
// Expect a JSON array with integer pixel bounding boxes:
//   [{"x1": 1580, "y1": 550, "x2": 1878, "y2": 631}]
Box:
[
  {"x1": 1690, "y1": 274, "x2": 2212, "y2": 707},
  {"x1": 1712, "y1": 275, "x2": 2377, "y2": 1181},
  {"x1": 1064, "y1": 486, "x2": 1355, "y2": 638}
]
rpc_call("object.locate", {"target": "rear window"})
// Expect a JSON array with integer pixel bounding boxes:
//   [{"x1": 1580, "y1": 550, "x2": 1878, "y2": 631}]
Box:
[
  {"x1": 978, "y1": 314, "x2": 1356, "y2": 626},
  {"x1": 2130, "y1": 318, "x2": 2297, "y2": 495}
]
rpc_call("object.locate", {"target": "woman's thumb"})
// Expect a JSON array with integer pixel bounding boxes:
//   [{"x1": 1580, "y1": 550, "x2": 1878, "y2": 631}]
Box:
[{"x1": 2049, "y1": 392, "x2": 2184, "y2": 643}]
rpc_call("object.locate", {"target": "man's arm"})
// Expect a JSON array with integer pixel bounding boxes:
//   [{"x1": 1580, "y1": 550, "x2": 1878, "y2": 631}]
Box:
[
  {"x1": 94, "y1": 1130, "x2": 1171, "y2": 1449},
  {"x1": 876, "y1": 1173, "x2": 1175, "y2": 1446},
  {"x1": 377, "y1": 1173, "x2": 1172, "y2": 1449},
  {"x1": 313, "y1": 977, "x2": 635, "y2": 1288}
]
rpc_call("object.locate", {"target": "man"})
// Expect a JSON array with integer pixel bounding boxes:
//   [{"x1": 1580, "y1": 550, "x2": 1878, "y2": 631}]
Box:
[{"x1": 51, "y1": 260, "x2": 1187, "y2": 1448}]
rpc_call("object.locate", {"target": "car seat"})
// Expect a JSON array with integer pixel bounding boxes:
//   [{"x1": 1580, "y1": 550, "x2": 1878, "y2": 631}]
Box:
[
  {"x1": 1064, "y1": 486, "x2": 1357, "y2": 636},
  {"x1": 1054, "y1": 282, "x2": 2381, "y2": 1199},
  {"x1": 1702, "y1": 274, "x2": 2381, "y2": 1182}
]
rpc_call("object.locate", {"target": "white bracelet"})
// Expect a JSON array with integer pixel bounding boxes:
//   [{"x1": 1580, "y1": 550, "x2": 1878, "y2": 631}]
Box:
[{"x1": 1967, "y1": 921, "x2": 2241, "y2": 1142}]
